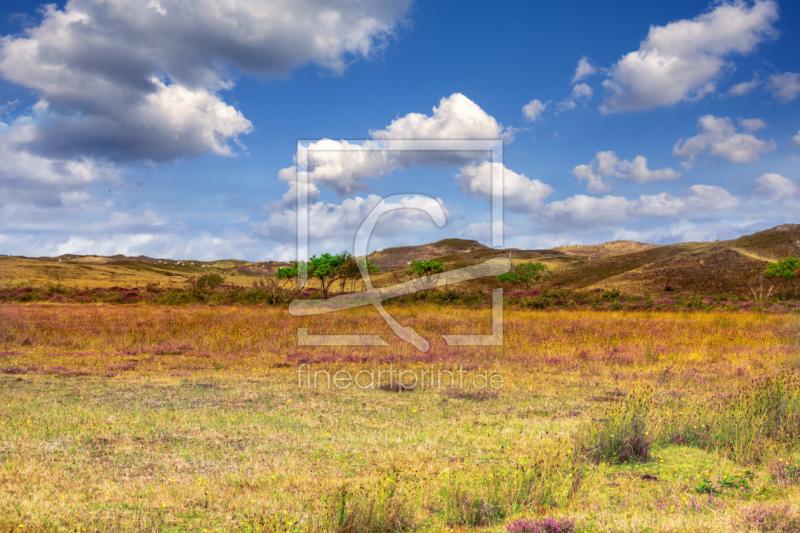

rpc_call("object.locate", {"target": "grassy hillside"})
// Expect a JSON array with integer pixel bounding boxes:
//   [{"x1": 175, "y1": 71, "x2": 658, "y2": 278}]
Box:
[{"x1": 1, "y1": 223, "x2": 799, "y2": 296}]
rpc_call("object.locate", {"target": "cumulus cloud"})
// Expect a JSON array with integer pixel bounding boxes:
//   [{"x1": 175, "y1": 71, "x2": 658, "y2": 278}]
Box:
[
  {"x1": 456, "y1": 161, "x2": 554, "y2": 212},
  {"x1": 792, "y1": 131, "x2": 800, "y2": 147},
  {"x1": 0, "y1": 0, "x2": 412, "y2": 206},
  {"x1": 522, "y1": 99, "x2": 548, "y2": 122},
  {"x1": 767, "y1": 72, "x2": 800, "y2": 104},
  {"x1": 600, "y1": 0, "x2": 778, "y2": 113},
  {"x1": 371, "y1": 93, "x2": 508, "y2": 142},
  {"x1": 572, "y1": 151, "x2": 682, "y2": 193},
  {"x1": 753, "y1": 173, "x2": 800, "y2": 200},
  {"x1": 630, "y1": 185, "x2": 739, "y2": 217},
  {"x1": 539, "y1": 185, "x2": 738, "y2": 228},
  {"x1": 277, "y1": 94, "x2": 523, "y2": 198},
  {"x1": 261, "y1": 194, "x2": 447, "y2": 241},
  {"x1": 572, "y1": 57, "x2": 596, "y2": 84},
  {"x1": 673, "y1": 115, "x2": 776, "y2": 168},
  {"x1": 540, "y1": 195, "x2": 631, "y2": 227}
]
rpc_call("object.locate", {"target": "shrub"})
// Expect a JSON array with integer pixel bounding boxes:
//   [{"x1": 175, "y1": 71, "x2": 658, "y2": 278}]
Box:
[
  {"x1": 576, "y1": 387, "x2": 651, "y2": 464},
  {"x1": 498, "y1": 262, "x2": 552, "y2": 290}
]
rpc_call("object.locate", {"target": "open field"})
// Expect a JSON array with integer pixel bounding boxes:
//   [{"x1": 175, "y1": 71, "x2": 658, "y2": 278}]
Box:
[{"x1": 3, "y1": 304, "x2": 800, "y2": 532}]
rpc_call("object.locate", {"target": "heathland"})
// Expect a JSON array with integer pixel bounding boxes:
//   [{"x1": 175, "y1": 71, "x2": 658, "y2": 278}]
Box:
[{"x1": 2, "y1": 224, "x2": 800, "y2": 532}]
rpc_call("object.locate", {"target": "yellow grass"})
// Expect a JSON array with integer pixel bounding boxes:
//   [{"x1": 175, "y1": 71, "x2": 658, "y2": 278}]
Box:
[{"x1": 2, "y1": 304, "x2": 800, "y2": 532}]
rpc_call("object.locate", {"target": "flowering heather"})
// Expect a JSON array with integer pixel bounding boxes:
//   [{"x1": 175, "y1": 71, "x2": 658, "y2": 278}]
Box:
[
  {"x1": 506, "y1": 518, "x2": 575, "y2": 533},
  {"x1": 740, "y1": 505, "x2": 800, "y2": 533}
]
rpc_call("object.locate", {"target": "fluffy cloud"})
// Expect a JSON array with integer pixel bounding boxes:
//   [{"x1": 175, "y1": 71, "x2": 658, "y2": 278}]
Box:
[
  {"x1": 792, "y1": 131, "x2": 800, "y2": 147},
  {"x1": 371, "y1": 93, "x2": 508, "y2": 142},
  {"x1": 455, "y1": 161, "x2": 554, "y2": 212},
  {"x1": 673, "y1": 115, "x2": 776, "y2": 168},
  {"x1": 557, "y1": 83, "x2": 593, "y2": 114},
  {"x1": 630, "y1": 185, "x2": 739, "y2": 217},
  {"x1": 767, "y1": 72, "x2": 800, "y2": 104},
  {"x1": 0, "y1": 0, "x2": 412, "y2": 205},
  {"x1": 600, "y1": 0, "x2": 778, "y2": 113},
  {"x1": 458, "y1": 221, "x2": 518, "y2": 243},
  {"x1": 572, "y1": 57, "x2": 597, "y2": 84},
  {"x1": 753, "y1": 173, "x2": 800, "y2": 200},
  {"x1": 278, "y1": 94, "x2": 522, "y2": 198},
  {"x1": 522, "y1": 99, "x2": 548, "y2": 122},
  {"x1": 540, "y1": 195, "x2": 631, "y2": 226},
  {"x1": 262, "y1": 194, "x2": 447, "y2": 241},
  {"x1": 539, "y1": 185, "x2": 738, "y2": 228},
  {"x1": 0, "y1": 118, "x2": 118, "y2": 207},
  {"x1": 572, "y1": 151, "x2": 682, "y2": 193}
]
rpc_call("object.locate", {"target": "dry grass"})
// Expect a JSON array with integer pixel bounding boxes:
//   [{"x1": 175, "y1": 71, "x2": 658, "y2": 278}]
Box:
[{"x1": 2, "y1": 304, "x2": 800, "y2": 532}]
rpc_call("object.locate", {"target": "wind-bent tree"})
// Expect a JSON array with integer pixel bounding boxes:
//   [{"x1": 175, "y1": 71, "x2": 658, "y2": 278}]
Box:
[
  {"x1": 497, "y1": 262, "x2": 552, "y2": 290},
  {"x1": 276, "y1": 251, "x2": 379, "y2": 299}
]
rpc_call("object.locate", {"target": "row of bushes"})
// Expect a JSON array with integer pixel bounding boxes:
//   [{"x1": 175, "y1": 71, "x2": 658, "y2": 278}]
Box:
[{"x1": 3, "y1": 281, "x2": 800, "y2": 310}]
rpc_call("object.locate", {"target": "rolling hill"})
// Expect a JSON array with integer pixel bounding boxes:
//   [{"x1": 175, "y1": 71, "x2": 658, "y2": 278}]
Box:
[{"x1": 0, "y1": 224, "x2": 798, "y2": 296}]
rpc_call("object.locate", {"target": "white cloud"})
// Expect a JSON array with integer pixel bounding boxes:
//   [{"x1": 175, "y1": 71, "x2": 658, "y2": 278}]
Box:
[
  {"x1": 792, "y1": 131, "x2": 800, "y2": 147},
  {"x1": 753, "y1": 173, "x2": 800, "y2": 200},
  {"x1": 612, "y1": 219, "x2": 769, "y2": 245},
  {"x1": 455, "y1": 161, "x2": 555, "y2": 212},
  {"x1": 557, "y1": 83, "x2": 593, "y2": 114},
  {"x1": 262, "y1": 194, "x2": 447, "y2": 241},
  {"x1": 630, "y1": 185, "x2": 739, "y2": 217},
  {"x1": 673, "y1": 115, "x2": 776, "y2": 168},
  {"x1": 522, "y1": 99, "x2": 548, "y2": 122},
  {"x1": 0, "y1": 120, "x2": 119, "y2": 207},
  {"x1": 0, "y1": 0, "x2": 411, "y2": 213},
  {"x1": 371, "y1": 93, "x2": 510, "y2": 144},
  {"x1": 458, "y1": 221, "x2": 518, "y2": 243},
  {"x1": 740, "y1": 118, "x2": 768, "y2": 132},
  {"x1": 572, "y1": 57, "x2": 596, "y2": 84},
  {"x1": 277, "y1": 94, "x2": 530, "y2": 198},
  {"x1": 572, "y1": 150, "x2": 682, "y2": 193},
  {"x1": 572, "y1": 83, "x2": 593, "y2": 99},
  {"x1": 727, "y1": 74, "x2": 762, "y2": 96},
  {"x1": 540, "y1": 195, "x2": 631, "y2": 226},
  {"x1": 540, "y1": 184, "x2": 738, "y2": 228},
  {"x1": 767, "y1": 72, "x2": 800, "y2": 104},
  {"x1": 600, "y1": 0, "x2": 778, "y2": 113}
]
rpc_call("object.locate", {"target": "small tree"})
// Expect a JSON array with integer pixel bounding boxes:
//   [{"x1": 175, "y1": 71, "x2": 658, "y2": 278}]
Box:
[
  {"x1": 339, "y1": 256, "x2": 379, "y2": 293},
  {"x1": 275, "y1": 251, "x2": 376, "y2": 299},
  {"x1": 497, "y1": 262, "x2": 552, "y2": 290},
  {"x1": 765, "y1": 257, "x2": 800, "y2": 299},
  {"x1": 406, "y1": 260, "x2": 445, "y2": 297}
]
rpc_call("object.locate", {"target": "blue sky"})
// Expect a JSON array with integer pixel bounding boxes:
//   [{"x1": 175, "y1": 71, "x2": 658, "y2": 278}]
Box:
[{"x1": 0, "y1": 0, "x2": 798, "y2": 260}]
